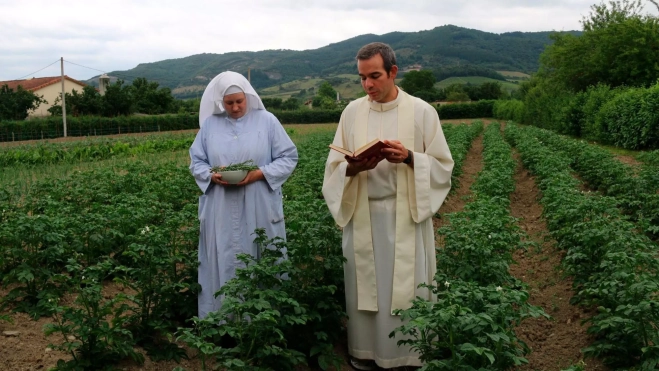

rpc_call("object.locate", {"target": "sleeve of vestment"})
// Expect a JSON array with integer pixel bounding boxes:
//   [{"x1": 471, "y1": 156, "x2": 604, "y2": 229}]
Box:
[
  {"x1": 189, "y1": 124, "x2": 213, "y2": 194},
  {"x1": 322, "y1": 108, "x2": 360, "y2": 227},
  {"x1": 260, "y1": 113, "x2": 298, "y2": 191},
  {"x1": 408, "y1": 102, "x2": 454, "y2": 223}
]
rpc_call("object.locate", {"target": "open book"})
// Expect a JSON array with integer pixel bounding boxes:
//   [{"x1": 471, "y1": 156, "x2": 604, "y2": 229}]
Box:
[{"x1": 329, "y1": 138, "x2": 392, "y2": 159}]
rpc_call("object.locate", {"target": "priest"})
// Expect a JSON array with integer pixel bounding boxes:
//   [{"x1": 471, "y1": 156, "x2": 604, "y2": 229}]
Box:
[{"x1": 322, "y1": 42, "x2": 454, "y2": 370}]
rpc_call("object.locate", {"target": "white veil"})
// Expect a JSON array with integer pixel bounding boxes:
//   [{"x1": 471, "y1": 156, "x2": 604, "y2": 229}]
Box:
[{"x1": 198, "y1": 71, "x2": 265, "y2": 127}]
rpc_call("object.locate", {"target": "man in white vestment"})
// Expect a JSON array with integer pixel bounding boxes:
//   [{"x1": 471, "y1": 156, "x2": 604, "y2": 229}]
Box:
[{"x1": 322, "y1": 42, "x2": 454, "y2": 370}]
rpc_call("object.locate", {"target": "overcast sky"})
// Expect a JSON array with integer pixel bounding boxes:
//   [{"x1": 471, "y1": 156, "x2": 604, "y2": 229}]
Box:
[{"x1": 1, "y1": 0, "x2": 658, "y2": 82}]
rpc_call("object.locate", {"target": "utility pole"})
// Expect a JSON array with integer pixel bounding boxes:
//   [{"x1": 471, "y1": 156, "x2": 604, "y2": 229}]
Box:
[
  {"x1": 248, "y1": 67, "x2": 251, "y2": 83},
  {"x1": 60, "y1": 57, "x2": 67, "y2": 137}
]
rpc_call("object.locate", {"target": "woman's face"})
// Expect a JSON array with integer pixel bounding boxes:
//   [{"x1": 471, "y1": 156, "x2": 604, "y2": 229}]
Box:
[{"x1": 223, "y1": 92, "x2": 247, "y2": 119}]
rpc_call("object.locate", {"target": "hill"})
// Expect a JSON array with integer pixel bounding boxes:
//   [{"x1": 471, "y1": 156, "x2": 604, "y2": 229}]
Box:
[{"x1": 86, "y1": 25, "x2": 580, "y2": 98}]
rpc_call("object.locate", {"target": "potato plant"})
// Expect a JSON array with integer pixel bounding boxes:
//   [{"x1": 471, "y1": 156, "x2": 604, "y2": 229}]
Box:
[{"x1": 506, "y1": 123, "x2": 659, "y2": 369}]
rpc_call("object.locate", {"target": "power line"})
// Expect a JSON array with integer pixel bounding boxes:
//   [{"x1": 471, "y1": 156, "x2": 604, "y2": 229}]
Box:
[
  {"x1": 63, "y1": 60, "x2": 107, "y2": 74},
  {"x1": 63, "y1": 59, "x2": 182, "y2": 85},
  {"x1": 14, "y1": 59, "x2": 61, "y2": 80}
]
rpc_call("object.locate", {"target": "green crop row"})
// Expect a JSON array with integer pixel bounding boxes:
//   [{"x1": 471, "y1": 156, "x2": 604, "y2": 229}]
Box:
[
  {"x1": 394, "y1": 123, "x2": 547, "y2": 370},
  {"x1": 0, "y1": 134, "x2": 195, "y2": 167},
  {"x1": 520, "y1": 125, "x2": 659, "y2": 238},
  {"x1": 505, "y1": 124, "x2": 659, "y2": 369},
  {"x1": 0, "y1": 131, "x2": 346, "y2": 370}
]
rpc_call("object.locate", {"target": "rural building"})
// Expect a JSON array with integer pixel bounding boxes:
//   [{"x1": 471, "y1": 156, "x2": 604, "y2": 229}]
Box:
[{"x1": 0, "y1": 76, "x2": 87, "y2": 117}]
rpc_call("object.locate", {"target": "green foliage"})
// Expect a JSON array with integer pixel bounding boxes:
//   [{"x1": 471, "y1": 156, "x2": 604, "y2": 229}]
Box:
[
  {"x1": 0, "y1": 84, "x2": 47, "y2": 120},
  {"x1": 0, "y1": 113, "x2": 198, "y2": 142},
  {"x1": 437, "y1": 100, "x2": 495, "y2": 119},
  {"x1": 44, "y1": 259, "x2": 144, "y2": 370},
  {"x1": 524, "y1": 125, "x2": 659, "y2": 238},
  {"x1": 316, "y1": 81, "x2": 337, "y2": 100},
  {"x1": 506, "y1": 123, "x2": 659, "y2": 369},
  {"x1": 394, "y1": 123, "x2": 548, "y2": 370},
  {"x1": 538, "y1": 0, "x2": 659, "y2": 91},
  {"x1": 281, "y1": 97, "x2": 301, "y2": 110},
  {"x1": 401, "y1": 70, "x2": 436, "y2": 95},
  {"x1": 262, "y1": 97, "x2": 283, "y2": 110},
  {"x1": 493, "y1": 100, "x2": 524, "y2": 122},
  {"x1": 0, "y1": 133, "x2": 194, "y2": 168},
  {"x1": 445, "y1": 91, "x2": 470, "y2": 102},
  {"x1": 597, "y1": 82, "x2": 659, "y2": 149}
]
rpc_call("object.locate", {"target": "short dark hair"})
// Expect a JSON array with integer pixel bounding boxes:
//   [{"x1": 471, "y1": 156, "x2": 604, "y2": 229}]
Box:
[{"x1": 356, "y1": 42, "x2": 397, "y2": 75}]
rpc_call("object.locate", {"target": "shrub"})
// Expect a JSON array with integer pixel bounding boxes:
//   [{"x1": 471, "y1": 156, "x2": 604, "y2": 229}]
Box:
[{"x1": 493, "y1": 100, "x2": 524, "y2": 123}]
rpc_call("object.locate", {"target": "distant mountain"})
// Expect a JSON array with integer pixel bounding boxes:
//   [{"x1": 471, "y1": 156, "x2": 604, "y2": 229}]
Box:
[{"x1": 86, "y1": 25, "x2": 580, "y2": 98}]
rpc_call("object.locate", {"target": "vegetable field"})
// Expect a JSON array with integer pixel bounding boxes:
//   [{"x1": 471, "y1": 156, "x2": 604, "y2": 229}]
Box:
[{"x1": 1, "y1": 121, "x2": 657, "y2": 370}]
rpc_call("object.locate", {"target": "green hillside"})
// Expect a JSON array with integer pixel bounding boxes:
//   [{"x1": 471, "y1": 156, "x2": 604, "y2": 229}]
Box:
[
  {"x1": 436, "y1": 76, "x2": 521, "y2": 93},
  {"x1": 87, "y1": 25, "x2": 578, "y2": 98}
]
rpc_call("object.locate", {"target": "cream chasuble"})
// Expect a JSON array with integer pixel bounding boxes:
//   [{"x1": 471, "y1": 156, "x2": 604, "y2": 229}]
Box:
[{"x1": 322, "y1": 88, "x2": 453, "y2": 368}]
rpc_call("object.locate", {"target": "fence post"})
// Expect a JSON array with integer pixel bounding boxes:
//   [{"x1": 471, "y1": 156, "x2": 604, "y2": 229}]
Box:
[
  {"x1": 158, "y1": 125, "x2": 160, "y2": 132},
  {"x1": 12, "y1": 132, "x2": 14, "y2": 142},
  {"x1": 41, "y1": 131, "x2": 43, "y2": 140}
]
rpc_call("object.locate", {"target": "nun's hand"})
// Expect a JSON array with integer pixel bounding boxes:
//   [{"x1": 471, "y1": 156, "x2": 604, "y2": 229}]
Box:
[
  {"x1": 211, "y1": 173, "x2": 229, "y2": 186},
  {"x1": 236, "y1": 169, "x2": 265, "y2": 186}
]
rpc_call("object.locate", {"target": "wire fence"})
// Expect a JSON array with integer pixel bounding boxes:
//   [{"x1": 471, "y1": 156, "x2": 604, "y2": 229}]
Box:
[{"x1": 0, "y1": 125, "x2": 182, "y2": 143}]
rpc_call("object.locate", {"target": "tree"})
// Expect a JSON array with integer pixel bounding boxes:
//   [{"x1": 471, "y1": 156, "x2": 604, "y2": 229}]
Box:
[
  {"x1": 539, "y1": 0, "x2": 659, "y2": 91},
  {"x1": 102, "y1": 80, "x2": 134, "y2": 116},
  {"x1": 262, "y1": 97, "x2": 283, "y2": 109},
  {"x1": 317, "y1": 81, "x2": 337, "y2": 100},
  {"x1": 281, "y1": 97, "x2": 300, "y2": 110},
  {"x1": 130, "y1": 77, "x2": 174, "y2": 114},
  {"x1": 49, "y1": 86, "x2": 104, "y2": 116},
  {"x1": 0, "y1": 84, "x2": 47, "y2": 120},
  {"x1": 400, "y1": 70, "x2": 436, "y2": 95}
]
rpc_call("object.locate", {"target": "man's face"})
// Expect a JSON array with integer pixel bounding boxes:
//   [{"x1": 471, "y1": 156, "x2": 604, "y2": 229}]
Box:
[
  {"x1": 223, "y1": 92, "x2": 247, "y2": 119},
  {"x1": 358, "y1": 54, "x2": 398, "y2": 103}
]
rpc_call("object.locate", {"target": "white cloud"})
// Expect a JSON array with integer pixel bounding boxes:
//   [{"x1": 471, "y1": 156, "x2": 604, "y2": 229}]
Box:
[{"x1": 0, "y1": 0, "x2": 655, "y2": 81}]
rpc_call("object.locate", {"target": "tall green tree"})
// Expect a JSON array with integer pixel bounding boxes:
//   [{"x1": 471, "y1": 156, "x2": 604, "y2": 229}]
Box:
[
  {"x1": 539, "y1": 0, "x2": 659, "y2": 91},
  {"x1": 317, "y1": 81, "x2": 337, "y2": 99},
  {"x1": 0, "y1": 84, "x2": 47, "y2": 120},
  {"x1": 130, "y1": 77, "x2": 175, "y2": 114},
  {"x1": 400, "y1": 70, "x2": 436, "y2": 95},
  {"x1": 102, "y1": 80, "x2": 134, "y2": 116}
]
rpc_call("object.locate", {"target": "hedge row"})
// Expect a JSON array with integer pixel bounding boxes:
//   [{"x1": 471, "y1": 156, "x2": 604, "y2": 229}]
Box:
[
  {"x1": 0, "y1": 103, "x2": 494, "y2": 142},
  {"x1": 504, "y1": 82, "x2": 659, "y2": 150}
]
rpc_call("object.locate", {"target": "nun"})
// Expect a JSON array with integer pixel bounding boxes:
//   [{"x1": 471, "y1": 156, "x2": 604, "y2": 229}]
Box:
[{"x1": 189, "y1": 71, "x2": 298, "y2": 318}]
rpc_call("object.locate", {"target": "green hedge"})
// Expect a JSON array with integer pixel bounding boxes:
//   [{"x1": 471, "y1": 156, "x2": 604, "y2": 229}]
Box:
[
  {"x1": 1, "y1": 103, "x2": 495, "y2": 142},
  {"x1": 598, "y1": 84, "x2": 659, "y2": 150},
  {"x1": 0, "y1": 115, "x2": 198, "y2": 142},
  {"x1": 436, "y1": 100, "x2": 495, "y2": 120}
]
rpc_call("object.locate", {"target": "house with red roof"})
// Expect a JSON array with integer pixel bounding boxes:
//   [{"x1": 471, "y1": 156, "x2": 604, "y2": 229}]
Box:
[{"x1": 0, "y1": 76, "x2": 87, "y2": 117}]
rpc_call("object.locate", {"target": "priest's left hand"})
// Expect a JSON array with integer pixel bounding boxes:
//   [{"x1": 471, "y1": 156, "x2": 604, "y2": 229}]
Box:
[
  {"x1": 382, "y1": 140, "x2": 409, "y2": 164},
  {"x1": 236, "y1": 169, "x2": 265, "y2": 186}
]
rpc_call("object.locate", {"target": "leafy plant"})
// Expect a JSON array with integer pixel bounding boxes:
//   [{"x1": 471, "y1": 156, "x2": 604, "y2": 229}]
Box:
[
  {"x1": 211, "y1": 160, "x2": 259, "y2": 173},
  {"x1": 44, "y1": 258, "x2": 144, "y2": 370}
]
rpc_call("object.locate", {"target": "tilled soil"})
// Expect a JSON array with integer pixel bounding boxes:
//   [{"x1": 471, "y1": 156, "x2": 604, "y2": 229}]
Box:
[{"x1": 508, "y1": 153, "x2": 608, "y2": 371}]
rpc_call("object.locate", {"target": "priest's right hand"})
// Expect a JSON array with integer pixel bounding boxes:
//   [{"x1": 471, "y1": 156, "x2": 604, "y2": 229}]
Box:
[
  {"x1": 211, "y1": 173, "x2": 229, "y2": 186},
  {"x1": 345, "y1": 155, "x2": 384, "y2": 176}
]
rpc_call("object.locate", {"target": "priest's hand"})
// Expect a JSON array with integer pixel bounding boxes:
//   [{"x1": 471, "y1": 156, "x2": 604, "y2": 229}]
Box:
[
  {"x1": 345, "y1": 155, "x2": 384, "y2": 176},
  {"x1": 382, "y1": 140, "x2": 413, "y2": 167},
  {"x1": 236, "y1": 169, "x2": 265, "y2": 186}
]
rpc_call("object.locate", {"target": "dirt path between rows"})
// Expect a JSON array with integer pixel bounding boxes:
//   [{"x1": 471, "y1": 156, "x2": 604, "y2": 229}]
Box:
[
  {"x1": 434, "y1": 134, "x2": 484, "y2": 233},
  {"x1": 508, "y1": 152, "x2": 608, "y2": 371}
]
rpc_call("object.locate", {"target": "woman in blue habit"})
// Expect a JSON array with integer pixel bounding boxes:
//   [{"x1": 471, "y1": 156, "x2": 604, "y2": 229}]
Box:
[{"x1": 190, "y1": 71, "x2": 298, "y2": 318}]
